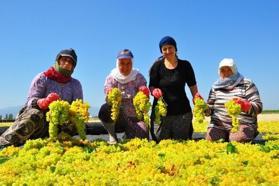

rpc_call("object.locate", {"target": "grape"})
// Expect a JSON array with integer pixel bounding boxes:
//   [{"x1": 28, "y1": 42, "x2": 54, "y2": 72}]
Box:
[
  {"x1": 133, "y1": 91, "x2": 151, "y2": 127},
  {"x1": 46, "y1": 100, "x2": 70, "y2": 140},
  {"x1": 154, "y1": 97, "x2": 167, "y2": 125},
  {"x1": 225, "y1": 100, "x2": 241, "y2": 132},
  {"x1": 107, "y1": 88, "x2": 122, "y2": 122},
  {"x1": 70, "y1": 99, "x2": 90, "y2": 140},
  {"x1": 193, "y1": 98, "x2": 208, "y2": 124}
]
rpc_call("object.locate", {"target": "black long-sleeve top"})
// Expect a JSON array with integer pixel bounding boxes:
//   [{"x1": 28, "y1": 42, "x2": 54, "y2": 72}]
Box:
[{"x1": 149, "y1": 58, "x2": 197, "y2": 115}]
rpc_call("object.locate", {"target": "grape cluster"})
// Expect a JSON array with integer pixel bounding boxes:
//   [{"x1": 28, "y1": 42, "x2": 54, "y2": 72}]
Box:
[
  {"x1": 46, "y1": 100, "x2": 70, "y2": 139},
  {"x1": 107, "y1": 88, "x2": 122, "y2": 122},
  {"x1": 154, "y1": 97, "x2": 167, "y2": 125},
  {"x1": 70, "y1": 99, "x2": 90, "y2": 140},
  {"x1": 46, "y1": 100, "x2": 90, "y2": 140},
  {"x1": 193, "y1": 98, "x2": 208, "y2": 124},
  {"x1": 225, "y1": 100, "x2": 241, "y2": 132},
  {"x1": 133, "y1": 91, "x2": 151, "y2": 127}
]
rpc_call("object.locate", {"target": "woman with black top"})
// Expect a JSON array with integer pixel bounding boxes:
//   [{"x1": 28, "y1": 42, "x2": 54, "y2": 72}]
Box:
[{"x1": 149, "y1": 36, "x2": 202, "y2": 141}]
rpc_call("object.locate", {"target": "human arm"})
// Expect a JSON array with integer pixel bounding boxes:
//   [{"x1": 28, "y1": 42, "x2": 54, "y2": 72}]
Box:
[
  {"x1": 205, "y1": 89, "x2": 216, "y2": 116},
  {"x1": 149, "y1": 61, "x2": 162, "y2": 99},
  {"x1": 26, "y1": 73, "x2": 48, "y2": 108},
  {"x1": 72, "y1": 79, "x2": 83, "y2": 101},
  {"x1": 237, "y1": 80, "x2": 262, "y2": 115}
]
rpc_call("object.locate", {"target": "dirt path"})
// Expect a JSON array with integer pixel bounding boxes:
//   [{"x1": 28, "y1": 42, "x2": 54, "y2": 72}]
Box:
[{"x1": 258, "y1": 113, "x2": 279, "y2": 121}]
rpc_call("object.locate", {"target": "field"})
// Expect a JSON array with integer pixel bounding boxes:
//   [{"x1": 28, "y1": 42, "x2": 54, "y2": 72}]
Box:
[{"x1": 0, "y1": 114, "x2": 278, "y2": 185}]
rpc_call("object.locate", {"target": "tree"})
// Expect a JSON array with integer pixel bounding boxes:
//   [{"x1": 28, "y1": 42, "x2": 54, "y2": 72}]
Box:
[
  {"x1": 0, "y1": 115, "x2": 2, "y2": 121},
  {"x1": 8, "y1": 113, "x2": 14, "y2": 120}
]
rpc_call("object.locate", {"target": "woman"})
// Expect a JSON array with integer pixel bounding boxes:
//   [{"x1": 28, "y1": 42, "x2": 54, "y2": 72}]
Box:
[
  {"x1": 149, "y1": 36, "x2": 201, "y2": 141},
  {"x1": 205, "y1": 58, "x2": 262, "y2": 142},
  {"x1": 0, "y1": 48, "x2": 83, "y2": 148},
  {"x1": 98, "y1": 49, "x2": 149, "y2": 144}
]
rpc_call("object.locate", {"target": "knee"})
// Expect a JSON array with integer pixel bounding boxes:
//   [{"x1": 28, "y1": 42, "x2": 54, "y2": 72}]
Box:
[{"x1": 98, "y1": 103, "x2": 112, "y2": 123}]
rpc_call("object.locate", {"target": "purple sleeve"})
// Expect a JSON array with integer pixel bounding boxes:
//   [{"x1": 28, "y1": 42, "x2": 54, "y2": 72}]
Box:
[
  {"x1": 104, "y1": 75, "x2": 117, "y2": 94},
  {"x1": 72, "y1": 79, "x2": 83, "y2": 101},
  {"x1": 26, "y1": 73, "x2": 83, "y2": 107},
  {"x1": 135, "y1": 73, "x2": 147, "y2": 90},
  {"x1": 26, "y1": 73, "x2": 47, "y2": 107}
]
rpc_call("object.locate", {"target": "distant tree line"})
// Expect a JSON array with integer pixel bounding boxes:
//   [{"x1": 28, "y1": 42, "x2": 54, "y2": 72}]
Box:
[{"x1": 0, "y1": 113, "x2": 15, "y2": 122}]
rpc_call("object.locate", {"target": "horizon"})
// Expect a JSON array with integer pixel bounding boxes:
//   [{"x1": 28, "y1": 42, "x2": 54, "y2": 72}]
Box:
[{"x1": 0, "y1": 1, "x2": 278, "y2": 110}]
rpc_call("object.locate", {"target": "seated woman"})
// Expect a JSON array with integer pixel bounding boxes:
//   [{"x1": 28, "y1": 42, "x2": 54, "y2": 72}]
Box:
[
  {"x1": 205, "y1": 58, "x2": 262, "y2": 142},
  {"x1": 98, "y1": 49, "x2": 149, "y2": 144},
  {"x1": 0, "y1": 49, "x2": 83, "y2": 148}
]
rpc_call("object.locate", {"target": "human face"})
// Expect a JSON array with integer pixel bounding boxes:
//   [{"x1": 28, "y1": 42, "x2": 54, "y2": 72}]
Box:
[
  {"x1": 59, "y1": 56, "x2": 74, "y2": 71},
  {"x1": 161, "y1": 44, "x2": 176, "y2": 59},
  {"x1": 220, "y1": 66, "x2": 233, "y2": 79},
  {"x1": 118, "y1": 58, "x2": 132, "y2": 76}
]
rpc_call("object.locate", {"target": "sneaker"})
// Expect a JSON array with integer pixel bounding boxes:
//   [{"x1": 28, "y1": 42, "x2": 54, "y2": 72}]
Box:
[{"x1": 107, "y1": 140, "x2": 117, "y2": 145}]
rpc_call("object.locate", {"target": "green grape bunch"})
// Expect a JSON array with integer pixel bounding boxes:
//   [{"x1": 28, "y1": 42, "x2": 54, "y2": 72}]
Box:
[
  {"x1": 107, "y1": 88, "x2": 122, "y2": 122},
  {"x1": 225, "y1": 100, "x2": 241, "y2": 132},
  {"x1": 193, "y1": 98, "x2": 208, "y2": 124},
  {"x1": 154, "y1": 97, "x2": 167, "y2": 125},
  {"x1": 46, "y1": 100, "x2": 70, "y2": 139},
  {"x1": 70, "y1": 99, "x2": 90, "y2": 140},
  {"x1": 133, "y1": 91, "x2": 151, "y2": 127}
]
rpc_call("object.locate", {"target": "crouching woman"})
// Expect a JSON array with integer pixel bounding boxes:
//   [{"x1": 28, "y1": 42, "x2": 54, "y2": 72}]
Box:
[{"x1": 98, "y1": 49, "x2": 149, "y2": 144}]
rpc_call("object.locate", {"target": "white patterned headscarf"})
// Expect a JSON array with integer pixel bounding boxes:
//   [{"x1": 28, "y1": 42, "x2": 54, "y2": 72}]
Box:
[
  {"x1": 110, "y1": 59, "x2": 139, "y2": 84},
  {"x1": 218, "y1": 58, "x2": 238, "y2": 76},
  {"x1": 213, "y1": 58, "x2": 243, "y2": 90}
]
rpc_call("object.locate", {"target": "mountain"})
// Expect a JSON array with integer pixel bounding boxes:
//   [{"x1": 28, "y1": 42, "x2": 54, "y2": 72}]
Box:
[{"x1": 0, "y1": 105, "x2": 100, "y2": 118}]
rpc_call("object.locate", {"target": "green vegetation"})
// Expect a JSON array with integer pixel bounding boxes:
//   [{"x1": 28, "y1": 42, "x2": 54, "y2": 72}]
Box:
[{"x1": 262, "y1": 110, "x2": 279, "y2": 114}]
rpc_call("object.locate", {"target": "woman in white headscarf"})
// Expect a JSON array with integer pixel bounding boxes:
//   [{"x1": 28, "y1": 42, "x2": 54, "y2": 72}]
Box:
[
  {"x1": 98, "y1": 49, "x2": 149, "y2": 144},
  {"x1": 205, "y1": 58, "x2": 262, "y2": 142}
]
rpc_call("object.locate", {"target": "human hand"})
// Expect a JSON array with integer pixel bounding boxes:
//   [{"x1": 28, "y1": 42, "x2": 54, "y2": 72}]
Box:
[
  {"x1": 152, "y1": 88, "x2": 163, "y2": 99},
  {"x1": 139, "y1": 86, "x2": 150, "y2": 97},
  {"x1": 105, "y1": 87, "x2": 113, "y2": 95},
  {"x1": 233, "y1": 98, "x2": 251, "y2": 112},
  {"x1": 37, "y1": 93, "x2": 60, "y2": 110},
  {"x1": 193, "y1": 92, "x2": 203, "y2": 105},
  {"x1": 46, "y1": 92, "x2": 60, "y2": 102}
]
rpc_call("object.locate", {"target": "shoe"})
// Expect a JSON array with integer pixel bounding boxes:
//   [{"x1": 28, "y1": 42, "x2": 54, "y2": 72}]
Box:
[{"x1": 107, "y1": 140, "x2": 117, "y2": 145}]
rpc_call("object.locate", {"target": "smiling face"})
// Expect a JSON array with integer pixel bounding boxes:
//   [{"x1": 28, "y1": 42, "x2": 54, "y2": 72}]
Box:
[
  {"x1": 118, "y1": 58, "x2": 132, "y2": 76},
  {"x1": 220, "y1": 66, "x2": 233, "y2": 79},
  {"x1": 161, "y1": 44, "x2": 176, "y2": 60},
  {"x1": 58, "y1": 56, "x2": 74, "y2": 71}
]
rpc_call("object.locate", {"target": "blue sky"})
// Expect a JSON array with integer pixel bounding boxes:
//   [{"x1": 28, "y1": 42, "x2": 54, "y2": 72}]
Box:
[{"x1": 0, "y1": 0, "x2": 278, "y2": 111}]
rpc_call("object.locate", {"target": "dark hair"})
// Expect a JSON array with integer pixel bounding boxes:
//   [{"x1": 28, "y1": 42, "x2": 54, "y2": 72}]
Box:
[{"x1": 159, "y1": 36, "x2": 177, "y2": 52}]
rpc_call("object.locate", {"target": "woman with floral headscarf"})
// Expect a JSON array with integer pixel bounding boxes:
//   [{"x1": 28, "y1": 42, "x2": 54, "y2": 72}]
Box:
[
  {"x1": 205, "y1": 58, "x2": 262, "y2": 142},
  {"x1": 98, "y1": 49, "x2": 149, "y2": 144}
]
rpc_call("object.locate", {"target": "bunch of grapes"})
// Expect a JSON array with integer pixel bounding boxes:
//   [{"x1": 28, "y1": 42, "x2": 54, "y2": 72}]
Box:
[
  {"x1": 133, "y1": 91, "x2": 151, "y2": 127},
  {"x1": 225, "y1": 100, "x2": 241, "y2": 132},
  {"x1": 70, "y1": 99, "x2": 90, "y2": 140},
  {"x1": 154, "y1": 97, "x2": 167, "y2": 125},
  {"x1": 46, "y1": 100, "x2": 70, "y2": 139},
  {"x1": 107, "y1": 88, "x2": 122, "y2": 122},
  {"x1": 193, "y1": 98, "x2": 208, "y2": 124}
]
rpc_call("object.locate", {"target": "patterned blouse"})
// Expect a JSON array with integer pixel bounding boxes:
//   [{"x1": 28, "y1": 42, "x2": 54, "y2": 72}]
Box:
[{"x1": 104, "y1": 73, "x2": 147, "y2": 117}]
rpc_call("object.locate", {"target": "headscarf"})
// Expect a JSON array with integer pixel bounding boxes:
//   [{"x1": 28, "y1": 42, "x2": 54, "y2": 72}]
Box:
[
  {"x1": 44, "y1": 49, "x2": 77, "y2": 83},
  {"x1": 110, "y1": 59, "x2": 139, "y2": 84},
  {"x1": 212, "y1": 58, "x2": 244, "y2": 90},
  {"x1": 54, "y1": 48, "x2": 77, "y2": 77}
]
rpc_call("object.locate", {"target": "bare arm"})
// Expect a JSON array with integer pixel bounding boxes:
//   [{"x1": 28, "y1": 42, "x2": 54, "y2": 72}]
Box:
[{"x1": 189, "y1": 85, "x2": 198, "y2": 98}]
